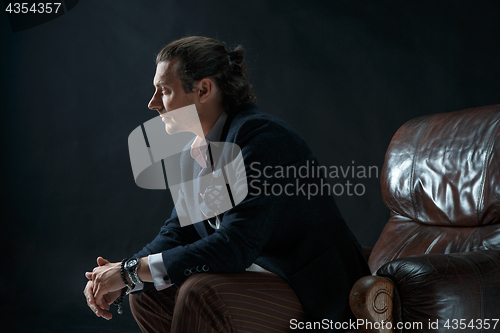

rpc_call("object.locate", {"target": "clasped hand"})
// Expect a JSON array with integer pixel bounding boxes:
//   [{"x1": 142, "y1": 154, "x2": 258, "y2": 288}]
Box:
[{"x1": 84, "y1": 257, "x2": 125, "y2": 320}]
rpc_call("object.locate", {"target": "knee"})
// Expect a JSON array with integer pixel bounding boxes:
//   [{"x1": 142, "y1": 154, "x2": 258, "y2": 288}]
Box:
[
  {"x1": 177, "y1": 273, "x2": 211, "y2": 301},
  {"x1": 172, "y1": 273, "x2": 233, "y2": 332},
  {"x1": 129, "y1": 292, "x2": 145, "y2": 316},
  {"x1": 176, "y1": 273, "x2": 220, "y2": 311}
]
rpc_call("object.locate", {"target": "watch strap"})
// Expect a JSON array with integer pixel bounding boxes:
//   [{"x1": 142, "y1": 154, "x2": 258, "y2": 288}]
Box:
[
  {"x1": 120, "y1": 258, "x2": 135, "y2": 290},
  {"x1": 125, "y1": 257, "x2": 143, "y2": 286}
]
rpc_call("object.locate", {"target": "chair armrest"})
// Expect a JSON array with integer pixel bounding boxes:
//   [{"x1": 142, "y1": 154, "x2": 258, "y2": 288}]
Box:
[
  {"x1": 349, "y1": 275, "x2": 398, "y2": 333},
  {"x1": 350, "y1": 250, "x2": 500, "y2": 333},
  {"x1": 376, "y1": 250, "x2": 500, "y2": 332}
]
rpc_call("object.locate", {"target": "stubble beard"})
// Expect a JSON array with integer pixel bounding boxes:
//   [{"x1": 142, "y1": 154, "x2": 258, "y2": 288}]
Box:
[{"x1": 164, "y1": 96, "x2": 197, "y2": 135}]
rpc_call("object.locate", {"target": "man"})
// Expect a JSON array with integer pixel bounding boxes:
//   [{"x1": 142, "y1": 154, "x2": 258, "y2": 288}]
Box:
[{"x1": 84, "y1": 36, "x2": 370, "y2": 332}]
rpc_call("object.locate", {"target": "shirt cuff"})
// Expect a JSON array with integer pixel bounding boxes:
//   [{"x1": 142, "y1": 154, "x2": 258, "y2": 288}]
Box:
[
  {"x1": 148, "y1": 253, "x2": 172, "y2": 291},
  {"x1": 130, "y1": 282, "x2": 144, "y2": 293}
]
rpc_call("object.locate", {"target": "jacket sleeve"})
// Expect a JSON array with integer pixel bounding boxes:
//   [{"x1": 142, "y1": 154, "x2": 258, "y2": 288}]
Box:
[
  {"x1": 132, "y1": 190, "x2": 202, "y2": 258},
  {"x1": 129, "y1": 189, "x2": 203, "y2": 293}
]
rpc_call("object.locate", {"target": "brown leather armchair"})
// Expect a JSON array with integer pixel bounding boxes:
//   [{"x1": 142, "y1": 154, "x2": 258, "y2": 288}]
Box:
[{"x1": 349, "y1": 105, "x2": 500, "y2": 333}]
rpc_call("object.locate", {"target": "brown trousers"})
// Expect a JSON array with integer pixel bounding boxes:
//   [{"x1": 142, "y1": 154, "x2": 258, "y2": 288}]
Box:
[{"x1": 129, "y1": 272, "x2": 306, "y2": 333}]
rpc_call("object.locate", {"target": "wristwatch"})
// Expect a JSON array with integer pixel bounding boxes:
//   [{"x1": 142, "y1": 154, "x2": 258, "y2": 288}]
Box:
[{"x1": 124, "y1": 257, "x2": 143, "y2": 285}]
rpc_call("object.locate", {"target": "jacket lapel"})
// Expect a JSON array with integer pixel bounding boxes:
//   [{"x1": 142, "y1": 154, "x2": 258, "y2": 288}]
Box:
[{"x1": 189, "y1": 113, "x2": 235, "y2": 238}]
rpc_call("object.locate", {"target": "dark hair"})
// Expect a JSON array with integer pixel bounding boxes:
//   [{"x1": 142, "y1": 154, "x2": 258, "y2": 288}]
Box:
[{"x1": 156, "y1": 36, "x2": 256, "y2": 115}]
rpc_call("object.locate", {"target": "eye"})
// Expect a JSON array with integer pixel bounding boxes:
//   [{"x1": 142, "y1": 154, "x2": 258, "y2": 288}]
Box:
[{"x1": 161, "y1": 87, "x2": 171, "y2": 94}]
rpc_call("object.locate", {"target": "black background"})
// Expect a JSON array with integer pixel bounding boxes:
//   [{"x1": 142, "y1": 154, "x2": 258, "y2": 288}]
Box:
[{"x1": 1, "y1": 0, "x2": 499, "y2": 332}]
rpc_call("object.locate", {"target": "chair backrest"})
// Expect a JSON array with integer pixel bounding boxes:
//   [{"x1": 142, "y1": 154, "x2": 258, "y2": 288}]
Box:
[{"x1": 369, "y1": 105, "x2": 500, "y2": 273}]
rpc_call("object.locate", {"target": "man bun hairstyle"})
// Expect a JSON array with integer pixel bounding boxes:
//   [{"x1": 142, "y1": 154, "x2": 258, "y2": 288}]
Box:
[{"x1": 156, "y1": 36, "x2": 257, "y2": 115}]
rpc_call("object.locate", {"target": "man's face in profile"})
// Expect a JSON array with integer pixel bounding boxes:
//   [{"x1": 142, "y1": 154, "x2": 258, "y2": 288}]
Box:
[{"x1": 148, "y1": 59, "x2": 197, "y2": 135}]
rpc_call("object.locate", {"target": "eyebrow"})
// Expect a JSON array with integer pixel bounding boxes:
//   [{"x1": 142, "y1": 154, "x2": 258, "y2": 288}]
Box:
[{"x1": 154, "y1": 80, "x2": 171, "y2": 87}]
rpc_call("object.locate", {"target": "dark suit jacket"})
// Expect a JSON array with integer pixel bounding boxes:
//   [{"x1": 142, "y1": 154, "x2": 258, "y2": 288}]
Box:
[{"x1": 134, "y1": 104, "x2": 370, "y2": 326}]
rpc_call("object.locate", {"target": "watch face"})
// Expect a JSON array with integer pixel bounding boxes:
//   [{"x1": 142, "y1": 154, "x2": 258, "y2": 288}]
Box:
[{"x1": 127, "y1": 259, "x2": 138, "y2": 268}]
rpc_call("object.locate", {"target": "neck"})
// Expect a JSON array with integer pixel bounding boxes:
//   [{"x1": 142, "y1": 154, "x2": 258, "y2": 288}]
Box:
[{"x1": 200, "y1": 108, "x2": 224, "y2": 137}]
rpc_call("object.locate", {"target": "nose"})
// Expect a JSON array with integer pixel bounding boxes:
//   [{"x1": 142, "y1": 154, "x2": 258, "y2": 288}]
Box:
[{"x1": 148, "y1": 90, "x2": 162, "y2": 112}]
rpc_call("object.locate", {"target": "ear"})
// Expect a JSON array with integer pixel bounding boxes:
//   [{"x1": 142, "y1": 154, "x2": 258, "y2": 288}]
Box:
[{"x1": 196, "y1": 78, "x2": 216, "y2": 103}]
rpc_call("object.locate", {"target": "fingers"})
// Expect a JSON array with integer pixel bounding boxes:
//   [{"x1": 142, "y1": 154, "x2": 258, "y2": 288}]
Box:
[
  {"x1": 93, "y1": 275, "x2": 97, "y2": 295},
  {"x1": 97, "y1": 256, "x2": 110, "y2": 266},
  {"x1": 97, "y1": 305, "x2": 113, "y2": 320},
  {"x1": 86, "y1": 259, "x2": 105, "y2": 281},
  {"x1": 84, "y1": 280, "x2": 112, "y2": 320},
  {"x1": 92, "y1": 267, "x2": 104, "y2": 295},
  {"x1": 94, "y1": 279, "x2": 109, "y2": 309},
  {"x1": 85, "y1": 257, "x2": 114, "y2": 320},
  {"x1": 101, "y1": 310, "x2": 113, "y2": 320},
  {"x1": 103, "y1": 294, "x2": 111, "y2": 311},
  {"x1": 91, "y1": 261, "x2": 123, "y2": 297}
]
